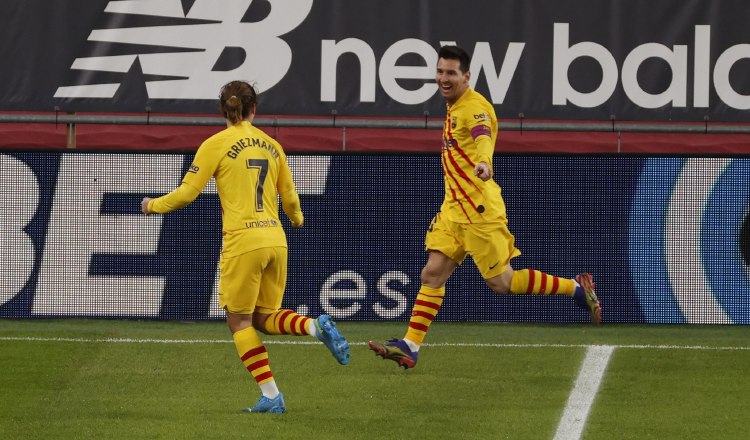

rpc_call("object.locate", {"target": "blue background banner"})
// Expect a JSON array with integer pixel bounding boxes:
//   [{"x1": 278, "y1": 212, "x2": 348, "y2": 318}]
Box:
[{"x1": 2, "y1": 152, "x2": 748, "y2": 324}]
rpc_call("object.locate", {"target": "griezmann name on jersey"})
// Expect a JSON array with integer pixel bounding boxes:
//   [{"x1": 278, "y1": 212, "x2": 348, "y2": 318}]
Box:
[{"x1": 149, "y1": 121, "x2": 302, "y2": 258}]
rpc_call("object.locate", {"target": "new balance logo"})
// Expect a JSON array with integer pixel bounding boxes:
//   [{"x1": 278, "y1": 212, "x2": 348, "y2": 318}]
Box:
[{"x1": 54, "y1": 0, "x2": 313, "y2": 100}]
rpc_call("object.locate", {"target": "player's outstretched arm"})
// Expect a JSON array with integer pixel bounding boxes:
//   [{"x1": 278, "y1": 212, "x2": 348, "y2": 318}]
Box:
[{"x1": 142, "y1": 183, "x2": 202, "y2": 215}]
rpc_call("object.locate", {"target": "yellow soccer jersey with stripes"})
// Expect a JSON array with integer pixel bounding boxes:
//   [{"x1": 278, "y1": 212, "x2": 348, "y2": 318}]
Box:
[
  {"x1": 148, "y1": 121, "x2": 302, "y2": 258},
  {"x1": 440, "y1": 87, "x2": 506, "y2": 224}
]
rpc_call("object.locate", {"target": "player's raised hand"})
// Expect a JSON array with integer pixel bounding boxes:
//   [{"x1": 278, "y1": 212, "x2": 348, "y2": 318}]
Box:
[{"x1": 474, "y1": 162, "x2": 493, "y2": 181}]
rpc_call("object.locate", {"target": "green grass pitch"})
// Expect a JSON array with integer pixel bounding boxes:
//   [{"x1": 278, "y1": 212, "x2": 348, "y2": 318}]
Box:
[{"x1": 1, "y1": 319, "x2": 749, "y2": 439}]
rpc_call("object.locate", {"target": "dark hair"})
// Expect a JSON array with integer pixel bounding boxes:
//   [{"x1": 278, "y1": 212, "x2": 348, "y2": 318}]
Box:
[
  {"x1": 218, "y1": 80, "x2": 258, "y2": 125},
  {"x1": 438, "y1": 45, "x2": 471, "y2": 73}
]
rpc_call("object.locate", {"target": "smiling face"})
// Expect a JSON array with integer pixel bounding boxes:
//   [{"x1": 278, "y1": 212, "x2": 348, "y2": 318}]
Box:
[{"x1": 435, "y1": 57, "x2": 470, "y2": 106}]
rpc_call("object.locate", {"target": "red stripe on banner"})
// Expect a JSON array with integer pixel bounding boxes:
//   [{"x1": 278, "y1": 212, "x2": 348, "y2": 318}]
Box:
[
  {"x1": 551, "y1": 277, "x2": 559, "y2": 294},
  {"x1": 247, "y1": 358, "x2": 269, "y2": 372},
  {"x1": 7, "y1": 116, "x2": 750, "y2": 154},
  {"x1": 527, "y1": 270, "x2": 536, "y2": 294},
  {"x1": 241, "y1": 345, "x2": 267, "y2": 362},
  {"x1": 411, "y1": 310, "x2": 436, "y2": 321},
  {"x1": 415, "y1": 299, "x2": 441, "y2": 312},
  {"x1": 254, "y1": 371, "x2": 274, "y2": 383},
  {"x1": 540, "y1": 273, "x2": 547, "y2": 293},
  {"x1": 409, "y1": 322, "x2": 429, "y2": 332}
]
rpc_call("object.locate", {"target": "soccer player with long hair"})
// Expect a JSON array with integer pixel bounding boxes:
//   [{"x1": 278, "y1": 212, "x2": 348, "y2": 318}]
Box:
[
  {"x1": 141, "y1": 80, "x2": 350, "y2": 413},
  {"x1": 368, "y1": 46, "x2": 601, "y2": 369}
]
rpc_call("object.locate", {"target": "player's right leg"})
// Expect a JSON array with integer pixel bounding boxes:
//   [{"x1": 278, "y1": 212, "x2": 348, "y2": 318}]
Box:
[
  {"x1": 252, "y1": 247, "x2": 350, "y2": 365},
  {"x1": 369, "y1": 239, "x2": 458, "y2": 369},
  {"x1": 368, "y1": 338, "x2": 419, "y2": 369},
  {"x1": 255, "y1": 309, "x2": 350, "y2": 365},
  {"x1": 314, "y1": 314, "x2": 350, "y2": 365}
]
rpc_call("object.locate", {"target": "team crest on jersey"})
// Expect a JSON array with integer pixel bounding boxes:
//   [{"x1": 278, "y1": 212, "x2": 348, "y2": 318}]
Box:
[
  {"x1": 442, "y1": 138, "x2": 457, "y2": 151},
  {"x1": 451, "y1": 117, "x2": 457, "y2": 129}
]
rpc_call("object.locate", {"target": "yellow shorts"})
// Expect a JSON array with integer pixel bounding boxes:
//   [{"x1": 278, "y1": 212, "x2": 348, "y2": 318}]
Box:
[
  {"x1": 218, "y1": 246, "x2": 287, "y2": 314},
  {"x1": 425, "y1": 213, "x2": 521, "y2": 279}
]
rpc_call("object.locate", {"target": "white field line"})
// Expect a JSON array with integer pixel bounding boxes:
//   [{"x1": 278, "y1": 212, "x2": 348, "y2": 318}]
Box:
[
  {"x1": 553, "y1": 345, "x2": 615, "y2": 440},
  {"x1": 0, "y1": 336, "x2": 749, "y2": 351}
]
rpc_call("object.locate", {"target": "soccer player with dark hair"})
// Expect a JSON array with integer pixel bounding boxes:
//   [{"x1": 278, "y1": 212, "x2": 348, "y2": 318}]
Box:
[
  {"x1": 141, "y1": 80, "x2": 350, "y2": 413},
  {"x1": 368, "y1": 46, "x2": 601, "y2": 369}
]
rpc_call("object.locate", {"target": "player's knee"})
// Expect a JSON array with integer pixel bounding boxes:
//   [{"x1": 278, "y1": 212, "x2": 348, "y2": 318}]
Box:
[
  {"x1": 421, "y1": 266, "x2": 446, "y2": 288},
  {"x1": 485, "y1": 274, "x2": 512, "y2": 295},
  {"x1": 226, "y1": 311, "x2": 254, "y2": 334},
  {"x1": 488, "y1": 282, "x2": 510, "y2": 295},
  {"x1": 251, "y1": 314, "x2": 270, "y2": 334}
]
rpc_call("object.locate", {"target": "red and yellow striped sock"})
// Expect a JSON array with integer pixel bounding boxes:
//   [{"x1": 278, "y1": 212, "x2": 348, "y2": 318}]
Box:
[
  {"x1": 263, "y1": 309, "x2": 312, "y2": 336},
  {"x1": 233, "y1": 326, "x2": 273, "y2": 385},
  {"x1": 510, "y1": 269, "x2": 575, "y2": 296},
  {"x1": 404, "y1": 286, "x2": 445, "y2": 345}
]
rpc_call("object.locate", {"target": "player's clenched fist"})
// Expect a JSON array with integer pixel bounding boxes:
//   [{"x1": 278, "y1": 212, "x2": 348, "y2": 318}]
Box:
[
  {"x1": 141, "y1": 197, "x2": 152, "y2": 215},
  {"x1": 474, "y1": 162, "x2": 493, "y2": 181}
]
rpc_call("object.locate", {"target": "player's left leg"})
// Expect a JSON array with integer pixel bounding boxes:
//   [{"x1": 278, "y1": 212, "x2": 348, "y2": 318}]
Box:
[
  {"x1": 254, "y1": 247, "x2": 350, "y2": 365},
  {"x1": 468, "y1": 221, "x2": 577, "y2": 297},
  {"x1": 471, "y1": 222, "x2": 601, "y2": 324},
  {"x1": 573, "y1": 273, "x2": 601, "y2": 324},
  {"x1": 485, "y1": 269, "x2": 601, "y2": 324},
  {"x1": 229, "y1": 315, "x2": 285, "y2": 414},
  {"x1": 507, "y1": 268, "x2": 577, "y2": 297}
]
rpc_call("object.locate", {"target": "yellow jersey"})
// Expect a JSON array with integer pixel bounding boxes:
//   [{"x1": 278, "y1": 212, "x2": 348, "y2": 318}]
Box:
[
  {"x1": 440, "y1": 87, "x2": 506, "y2": 224},
  {"x1": 148, "y1": 121, "x2": 303, "y2": 257}
]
